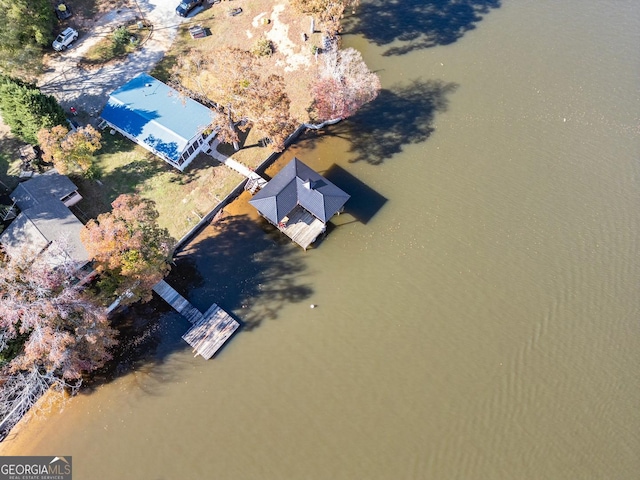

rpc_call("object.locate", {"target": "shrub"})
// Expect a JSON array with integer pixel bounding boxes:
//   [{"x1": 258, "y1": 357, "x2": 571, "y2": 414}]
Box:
[
  {"x1": 113, "y1": 26, "x2": 132, "y2": 47},
  {"x1": 252, "y1": 37, "x2": 273, "y2": 57}
]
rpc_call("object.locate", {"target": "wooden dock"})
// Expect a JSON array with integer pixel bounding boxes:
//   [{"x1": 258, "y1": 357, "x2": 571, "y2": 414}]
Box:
[
  {"x1": 205, "y1": 139, "x2": 267, "y2": 191},
  {"x1": 153, "y1": 280, "x2": 204, "y2": 324},
  {"x1": 182, "y1": 304, "x2": 239, "y2": 360},
  {"x1": 152, "y1": 280, "x2": 239, "y2": 359},
  {"x1": 278, "y1": 205, "x2": 326, "y2": 250}
]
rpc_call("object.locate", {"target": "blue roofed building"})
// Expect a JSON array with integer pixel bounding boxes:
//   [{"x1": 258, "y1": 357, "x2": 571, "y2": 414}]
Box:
[
  {"x1": 100, "y1": 73, "x2": 218, "y2": 171},
  {"x1": 249, "y1": 158, "x2": 350, "y2": 249}
]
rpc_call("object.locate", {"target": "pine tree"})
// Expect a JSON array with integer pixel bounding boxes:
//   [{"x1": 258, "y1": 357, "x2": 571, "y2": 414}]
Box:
[
  {"x1": 0, "y1": 76, "x2": 66, "y2": 143},
  {"x1": 0, "y1": 0, "x2": 56, "y2": 74}
]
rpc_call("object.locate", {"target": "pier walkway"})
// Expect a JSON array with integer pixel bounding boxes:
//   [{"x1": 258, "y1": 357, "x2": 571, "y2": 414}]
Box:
[
  {"x1": 152, "y1": 280, "x2": 239, "y2": 359},
  {"x1": 206, "y1": 139, "x2": 267, "y2": 192}
]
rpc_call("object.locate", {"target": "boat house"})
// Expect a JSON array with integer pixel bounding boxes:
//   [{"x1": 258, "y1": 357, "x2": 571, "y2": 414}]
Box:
[
  {"x1": 249, "y1": 158, "x2": 350, "y2": 249},
  {"x1": 100, "y1": 73, "x2": 218, "y2": 171}
]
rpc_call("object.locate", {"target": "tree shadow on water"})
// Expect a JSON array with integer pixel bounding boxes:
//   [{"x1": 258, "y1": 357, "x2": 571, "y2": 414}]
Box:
[
  {"x1": 170, "y1": 213, "x2": 313, "y2": 331},
  {"x1": 82, "y1": 299, "x2": 191, "y2": 395},
  {"x1": 82, "y1": 214, "x2": 312, "y2": 392},
  {"x1": 345, "y1": 0, "x2": 501, "y2": 56},
  {"x1": 334, "y1": 79, "x2": 458, "y2": 165}
]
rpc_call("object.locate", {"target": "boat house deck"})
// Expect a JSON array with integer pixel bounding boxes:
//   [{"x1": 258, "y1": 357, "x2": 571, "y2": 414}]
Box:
[
  {"x1": 152, "y1": 280, "x2": 239, "y2": 359},
  {"x1": 249, "y1": 158, "x2": 350, "y2": 250},
  {"x1": 276, "y1": 205, "x2": 326, "y2": 250}
]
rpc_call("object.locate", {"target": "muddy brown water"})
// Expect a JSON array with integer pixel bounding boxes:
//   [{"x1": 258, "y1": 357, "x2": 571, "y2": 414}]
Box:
[{"x1": 2, "y1": 1, "x2": 639, "y2": 479}]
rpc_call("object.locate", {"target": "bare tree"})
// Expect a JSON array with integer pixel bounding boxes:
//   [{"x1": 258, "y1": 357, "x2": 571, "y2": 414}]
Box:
[
  {"x1": 0, "y1": 366, "x2": 77, "y2": 439},
  {"x1": 308, "y1": 47, "x2": 380, "y2": 128}
]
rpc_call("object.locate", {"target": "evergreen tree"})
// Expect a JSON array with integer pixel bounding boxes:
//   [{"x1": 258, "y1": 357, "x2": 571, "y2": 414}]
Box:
[
  {"x1": 0, "y1": 76, "x2": 66, "y2": 144},
  {"x1": 0, "y1": 0, "x2": 56, "y2": 74}
]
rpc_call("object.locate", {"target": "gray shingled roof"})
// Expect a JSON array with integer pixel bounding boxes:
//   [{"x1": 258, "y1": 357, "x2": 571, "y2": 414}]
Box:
[
  {"x1": 0, "y1": 172, "x2": 89, "y2": 268},
  {"x1": 11, "y1": 171, "x2": 79, "y2": 210},
  {"x1": 249, "y1": 158, "x2": 350, "y2": 224}
]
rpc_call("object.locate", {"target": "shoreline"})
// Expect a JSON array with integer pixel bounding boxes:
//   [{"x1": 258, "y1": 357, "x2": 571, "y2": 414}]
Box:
[
  {"x1": 0, "y1": 123, "x2": 312, "y2": 448},
  {"x1": 0, "y1": 0, "x2": 341, "y2": 449},
  {"x1": 172, "y1": 124, "x2": 308, "y2": 253},
  {"x1": 0, "y1": 388, "x2": 67, "y2": 454}
]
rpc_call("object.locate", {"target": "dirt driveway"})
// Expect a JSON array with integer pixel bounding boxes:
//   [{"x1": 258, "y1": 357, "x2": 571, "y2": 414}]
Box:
[{"x1": 38, "y1": 0, "x2": 183, "y2": 120}]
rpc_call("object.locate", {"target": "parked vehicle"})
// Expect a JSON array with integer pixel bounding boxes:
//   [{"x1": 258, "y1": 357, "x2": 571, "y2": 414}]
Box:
[
  {"x1": 175, "y1": 0, "x2": 203, "y2": 17},
  {"x1": 55, "y1": 2, "x2": 72, "y2": 20},
  {"x1": 52, "y1": 27, "x2": 78, "y2": 51}
]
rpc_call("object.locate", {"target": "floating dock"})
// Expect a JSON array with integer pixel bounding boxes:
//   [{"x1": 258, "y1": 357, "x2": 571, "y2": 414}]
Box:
[
  {"x1": 152, "y1": 280, "x2": 239, "y2": 359},
  {"x1": 182, "y1": 304, "x2": 239, "y2": 360}
]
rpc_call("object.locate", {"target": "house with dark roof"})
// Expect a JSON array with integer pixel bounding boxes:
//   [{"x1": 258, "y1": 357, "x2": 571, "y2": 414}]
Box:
[
  {"x1": 100, "y1": 73, "x2": 218, "y2": 171},
  {"x1": 249, "y1": 158, "x2": 350, "y2": 249},
  {"x1": 0, "y1": 171, "x2": 89, "y2": 271}
]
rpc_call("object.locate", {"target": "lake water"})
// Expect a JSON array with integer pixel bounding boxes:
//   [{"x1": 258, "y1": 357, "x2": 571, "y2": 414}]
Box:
[{"x1": 2, "y1": 1, "x2": 639, "y2": 479}]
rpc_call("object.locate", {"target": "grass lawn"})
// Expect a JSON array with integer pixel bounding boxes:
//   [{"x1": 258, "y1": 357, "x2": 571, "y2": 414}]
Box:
[
  {"x1": 80, "y1": 24, "x2": 152, "y2": 67},
  {"x1": 71, "y1": 132, "x2": 244, "y2": 240},
  {"x1": 84, "y1": 0, "x2": 323, "y2": 239},
  {"x1": 1, "y1": 0, "x2": 326, "y2": 241},
  {"x1": 148, "y1": 0, "x2": 326, "y2": 185}
]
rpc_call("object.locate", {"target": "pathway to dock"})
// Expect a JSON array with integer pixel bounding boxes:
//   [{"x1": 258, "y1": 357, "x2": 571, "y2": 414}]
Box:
[
  {"x1": 152, "y1": 279, "x2": 239, "y2": 359},
  {"x1": 207, "y1": 139, "x2": 267, "y2": 192}
]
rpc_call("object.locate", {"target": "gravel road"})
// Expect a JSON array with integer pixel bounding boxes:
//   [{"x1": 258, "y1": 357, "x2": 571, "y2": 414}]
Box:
[{"x1": 38, "y1": 0, "x2": 185, "y2": 121}]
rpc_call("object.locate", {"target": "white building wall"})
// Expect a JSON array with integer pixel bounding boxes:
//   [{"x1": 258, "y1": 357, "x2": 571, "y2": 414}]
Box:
[
  {"x1": 175, "y1": 129, "x2": 219, "y2": 171},
  {"x1": 104, "y1": 123, "x2": 219, "y2": 172}
]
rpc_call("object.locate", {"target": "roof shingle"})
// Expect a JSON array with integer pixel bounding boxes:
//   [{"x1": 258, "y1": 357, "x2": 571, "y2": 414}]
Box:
[{"x1": 250, "y1": 158, "x2": 350, "y2": 224}]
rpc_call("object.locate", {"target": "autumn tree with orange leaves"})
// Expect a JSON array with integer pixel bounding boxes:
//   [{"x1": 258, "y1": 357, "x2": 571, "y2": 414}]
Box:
[
  {"x1": 291, "y1": 0, "x2": 360, "y2": 35},
  {"x1": 171, "y1": 47, "x2": 296, "y2": 151},
  {"x1": 37, "y1": 124, "x2": 102, "y2": 175},
  {"x1": 81, "y1": 194, "x2": 174, "y2": 305}
]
